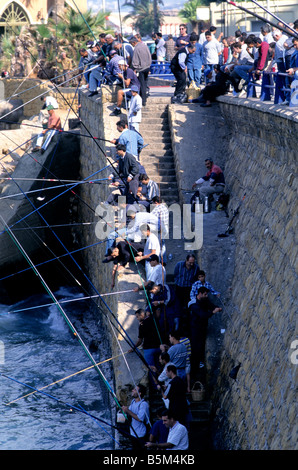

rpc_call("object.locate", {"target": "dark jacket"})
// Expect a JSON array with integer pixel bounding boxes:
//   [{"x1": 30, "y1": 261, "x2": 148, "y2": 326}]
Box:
[{"x1": 118, "y1": 152, "x2": 139, "y2": 179}]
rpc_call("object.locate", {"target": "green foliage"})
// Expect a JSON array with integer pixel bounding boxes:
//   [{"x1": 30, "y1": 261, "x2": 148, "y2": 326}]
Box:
[
  {"x1": 123, "y1": 0, "x2": 164, "y2": 36},
  {"x1": 178, "y1": 0, "x2": 209, "y2": 23}
]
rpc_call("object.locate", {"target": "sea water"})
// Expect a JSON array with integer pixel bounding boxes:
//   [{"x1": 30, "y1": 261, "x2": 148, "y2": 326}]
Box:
[{"x1": 0, "y1": 286, "x2": 116, "y2": 450}]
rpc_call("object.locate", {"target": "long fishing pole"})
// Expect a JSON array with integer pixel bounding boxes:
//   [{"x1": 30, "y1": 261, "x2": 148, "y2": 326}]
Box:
[
  {"x1": 0, "y1": 213, "x2": 128, "y2": 423},
  {"x1": 0, "y1": 155, "x2": 159, "y2": 386},
  {"x1": 223, "y1": 1, "x2": 298, "y2": 39},
  {"x1": 4, "y1": 30, "x2": 161, "y2": 381},
  {"x1": 249, "y1": 0, "x2": 298, "y2": 36},
  {"x1": 0, "y1": 372, "x2": 131, "y2": 445},
  {"x1": 0, "y1": 120, "x2": 113, "y2": 142},
  {"x1": 0, "y1": 179, "x2": 109, "y2": 201},
  {"x1": 3, "y1": 290, "x2": 136, "y2": 316}
]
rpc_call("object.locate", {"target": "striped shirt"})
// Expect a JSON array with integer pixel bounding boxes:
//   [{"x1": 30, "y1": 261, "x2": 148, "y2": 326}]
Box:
[
  {"x1": 174, "y1": 261, "x2": 200, "y2": 287},
  {"x1": 167, "y1": 421, "x2": 189, "y2": 450},
  {"x1": 190, "y1": 281, "x2": 220, "y2": 301}
]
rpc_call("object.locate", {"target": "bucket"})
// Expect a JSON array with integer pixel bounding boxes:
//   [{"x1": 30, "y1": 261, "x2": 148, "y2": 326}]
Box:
[{"x1": 191, "y1": 381, "x2": 205, "y2": 401}]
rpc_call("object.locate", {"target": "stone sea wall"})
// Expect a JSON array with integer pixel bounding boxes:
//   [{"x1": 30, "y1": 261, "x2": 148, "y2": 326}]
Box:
[{"x1": 211, "y1": 97, "x2": 297, "y2": 450}]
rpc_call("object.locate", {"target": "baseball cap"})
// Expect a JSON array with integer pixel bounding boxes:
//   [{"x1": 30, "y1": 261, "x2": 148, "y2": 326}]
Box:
[
  {"x1": 131, "y1": 85, "x2": 139, "y2": 92},
  {"x1": 46, "y1": 105, "x2": 54, "y2": 110},
  {"x1": 148, "y1": 254, "x2": 160, "y2": 262}
]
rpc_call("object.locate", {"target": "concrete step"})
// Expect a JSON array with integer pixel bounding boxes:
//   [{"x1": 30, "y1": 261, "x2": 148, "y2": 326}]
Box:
[
  {"x1": 141, "y1": 151, "x2": 173, "y2": 158},
  {"x1": 142, "y1": 136, "x2": 172, "y2": 144}
]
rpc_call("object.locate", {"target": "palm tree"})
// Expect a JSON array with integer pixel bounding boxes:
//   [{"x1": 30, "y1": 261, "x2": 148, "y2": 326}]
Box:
[
  {"x1": 123, "y1": 0, "x2": 164, "y2": 37},
  {"x1": 178, "y1": 0, "x2": 210, "y2": 33}
]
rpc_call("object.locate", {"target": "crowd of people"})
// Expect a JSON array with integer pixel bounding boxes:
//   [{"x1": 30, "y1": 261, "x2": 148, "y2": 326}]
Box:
[
  {"x1": 101, "y1": 154, "x2": 225, "y2": 449},
  {"x1": 168, "y1": 21, "x2": 298, "y2": 105},
  {"x1": 16, "y1": 22, "x2": 296, "y2": 451}
]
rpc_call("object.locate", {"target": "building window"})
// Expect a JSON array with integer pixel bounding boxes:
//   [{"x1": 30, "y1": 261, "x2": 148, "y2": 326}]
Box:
[{"x1": 0, "y1": 2, "x2": 29, "y2": 34}]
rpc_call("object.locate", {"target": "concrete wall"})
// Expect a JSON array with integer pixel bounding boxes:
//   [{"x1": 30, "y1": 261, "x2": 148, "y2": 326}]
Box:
[
  {"x1": 1, "y1": 78, "x2": 79, "y2": 117},
  {"x1": 211, "y1": 97, "x2": 297, "y2": 450}
]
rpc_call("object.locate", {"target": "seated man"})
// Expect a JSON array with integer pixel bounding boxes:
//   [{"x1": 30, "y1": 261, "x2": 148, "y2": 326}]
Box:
[
  {"x1": 32, "y1": 105, "x2": 61, "y2": 154},
  {"x1": 137, "y1": 173, "x2": 159, "y2": 209},
  {"x1": 103, "y1": 49, "x2": 122, "y2": 84},
  {"x1": 145, "y1": 409, "x2": 189, "y2": 450},
  {"x1": 110, "y1": 59, "x2": 141, "y2": 116},
  {"x1": 191, "y1": 158, "x2": 225, "y2": 201}
]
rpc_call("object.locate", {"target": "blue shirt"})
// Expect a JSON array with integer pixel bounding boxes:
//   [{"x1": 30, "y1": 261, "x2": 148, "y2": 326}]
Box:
[
  {"x1": 129, "y1": 399, "x2": 150, "y2": 437},
  {"x1": 174, "y1": 261, "x2": 200, "y2": 287},
  {"x1": 116, "y1": 128, "x2": 144, "y2": 157}
]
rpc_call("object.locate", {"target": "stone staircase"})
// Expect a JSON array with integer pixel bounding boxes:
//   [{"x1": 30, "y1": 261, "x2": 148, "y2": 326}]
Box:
[{"x1": 139, "y1": 96, "x2": 179, "y2": 206}]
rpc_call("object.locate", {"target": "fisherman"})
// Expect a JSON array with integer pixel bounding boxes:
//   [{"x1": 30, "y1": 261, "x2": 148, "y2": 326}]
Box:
[
  {"x1": 32, "y1": 105, "x2": 61, "y2": 154},
  {"x1": 122, "y1": 384, "x2": 150, "y2": 449},
  {"x1": 110, "y1": 120, "x2": 144, "y2": 161}
]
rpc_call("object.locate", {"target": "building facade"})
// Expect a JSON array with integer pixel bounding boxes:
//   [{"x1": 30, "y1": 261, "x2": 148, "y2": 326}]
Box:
[{"x1": 0, "y1": 0, "x2": 87, "y2": 35}]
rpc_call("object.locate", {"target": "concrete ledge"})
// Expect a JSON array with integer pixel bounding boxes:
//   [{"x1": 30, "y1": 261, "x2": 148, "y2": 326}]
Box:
[{"x1": 216, "y1": 95, "x2": 298, "y2": 122}]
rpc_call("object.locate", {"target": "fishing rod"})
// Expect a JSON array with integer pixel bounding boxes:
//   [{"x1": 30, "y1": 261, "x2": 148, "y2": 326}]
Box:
[
  {"x1": 0, "y1": 372, "x2": 132, "y2": 445},
  {"x1": 0, "y1": 150, "x2": 160, "y2": 387},
  {"x1": 0, "y1": 62, "x2": 86, "y2": 105},
  {"x1": 0, "y1": 120, "x2": 113, "y2": 143},
  {"x1": 0, "y1": 176, "x2": 110, "y2": 184},
  {"x1": 249, "y1": 0, "x2": 298, "y2": 36},
  {"x1": 4, "y1": 32, "x2": 162, "y2": 379},
  {"x1": 0, "y1": 179, "x2": 109, "y2": 201},
  {"x1": 222, "y1": 1, "x2": 298, "y2": 39},
  {"x1": 3, "y1": 290, "x2": 136, "y2": 316},
  {"x1": 0, "y1": 213, "x2": 130, "y2": 425}
]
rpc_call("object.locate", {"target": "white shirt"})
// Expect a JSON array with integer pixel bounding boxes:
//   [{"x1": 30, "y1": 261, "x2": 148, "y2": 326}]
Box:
[
  {"x1": 148, "y1": 263, "x2": 166, "y2": 285},
  {"x1": 128, "y1": 93, "x2": 142, "y2": 123},
  {"x1": 203, "y1": 38, "x2": 221, "y2": 64},
  {"x1": 127, "y1": 212, "x2": 158, "y2": 242},
  {"x1": 144, "y1": 232, "x2": 160, "y2": 258},
  {"x1": 167, "y1": 421, "x2": 189, "y2": 450}
]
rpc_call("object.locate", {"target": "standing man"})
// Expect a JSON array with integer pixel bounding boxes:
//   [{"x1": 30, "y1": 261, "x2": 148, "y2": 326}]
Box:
[
  {"x1": 129, "y1": 36, "x2": 152, "y2": 107},
  {"x1": 122, "y1": 384, "x2": 150, "y2": 448},
  {"x1": 202, "y1": 30, "x2": 222, "y2": 72},
  {"x1": 111, "y1": 120, "x2": 144, "y2": 161},
  {"x1": 32, "y1": 105, "x2": 61, "y2": 154},
  {"x1": 57, "y1": 51, "x2": 73, "y2": 85},
  {"x1": 188, "y1": 286, "x2": 222, "y2": 373},
  {"x1": 110, "y1": 144, "x2": 140, "y2": 201},
  {"x1": 187, "y1": 33, "x2": 204, "y2": 88},
  {"x1": 128, "y1": 85, "x2": 142, "y2": 132},
  {"x1": 129, "y1": 308, "x2": 161, "y2": 369},
  {"x1": 173, "y1": 254, "x2": 200, "y2": 311},
  {"x1": 135, "y1": 224, "x2": 161, "y2": 280},
  {"x1": 162, "y1": 365, "x2": 189, "y2": 425},
  {"x1": 175, "y1": 24, "x2": 190, "y2": 50},
  {"x1": 170, "y1": 43, "x2": 196, "y2": 96},
  {"x1": 165, "y1": 34, "x2": 176, "y2": 61}
]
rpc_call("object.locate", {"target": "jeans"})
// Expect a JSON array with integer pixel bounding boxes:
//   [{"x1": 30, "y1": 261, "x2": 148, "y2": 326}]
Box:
[
  {"x1": 232, "y1": 64, "x2": 252, "y2": 83},
  {"x1": 106, "y1": 227, "x2": 127, "y2": 255},
  {"x1": 188, "y1": 64, "x2": 202, "y2": 87},
  {"x1": 89, "y1": 68, "x2": 102, "y2": 92},
  {"x1": 143, "y1": 347, "x2": 160, "y2": 368},
  {"x1": 36, "y1": 129, "x2": 59, "y2": 150}
]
